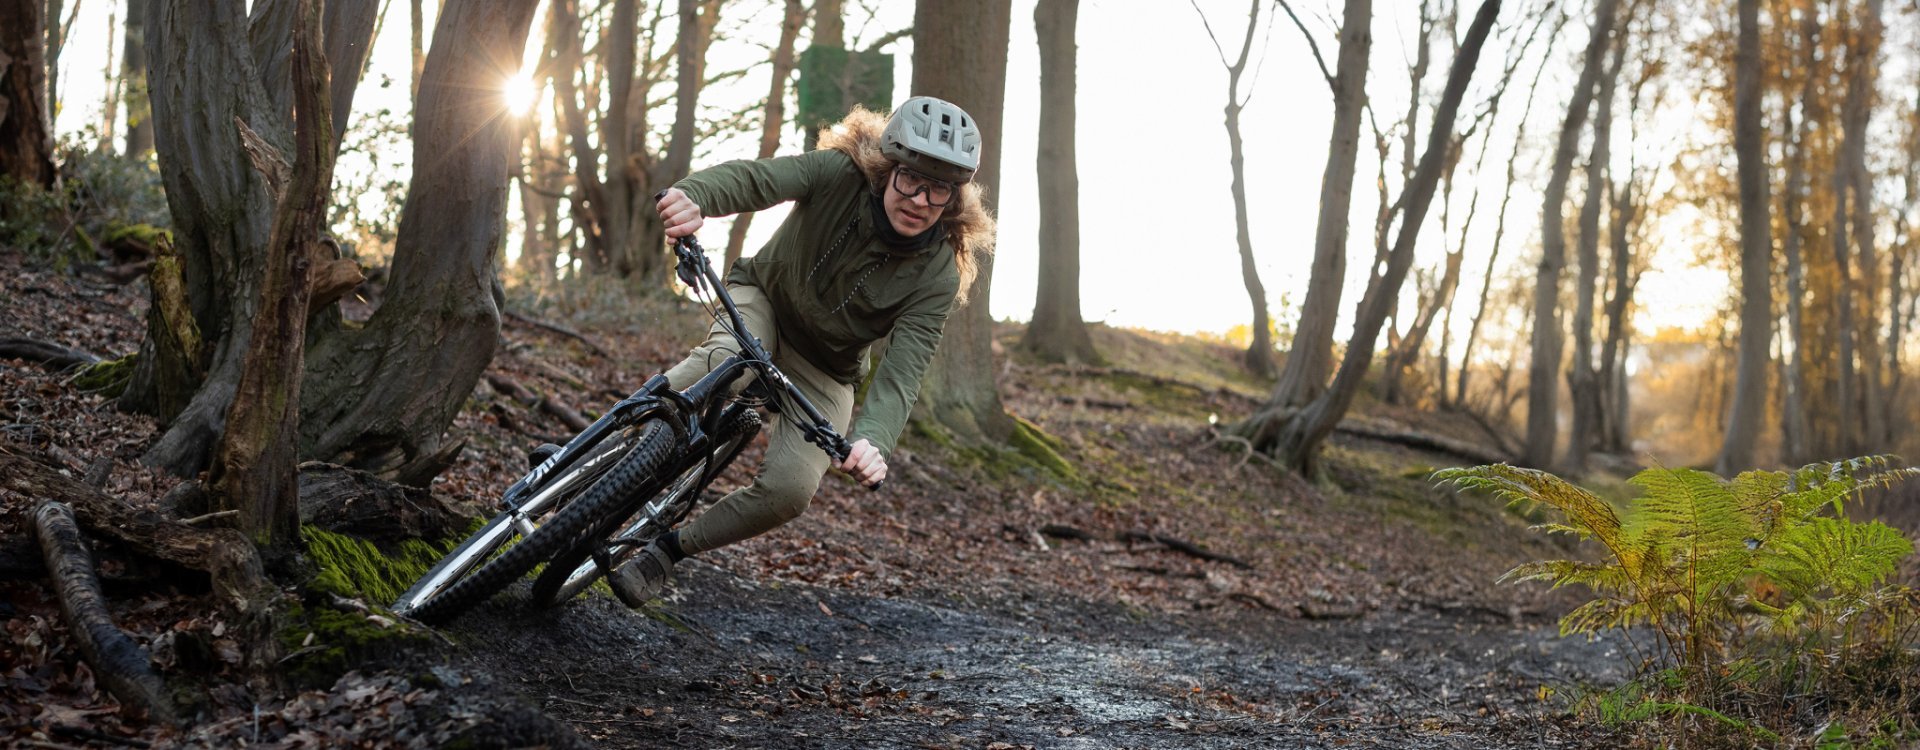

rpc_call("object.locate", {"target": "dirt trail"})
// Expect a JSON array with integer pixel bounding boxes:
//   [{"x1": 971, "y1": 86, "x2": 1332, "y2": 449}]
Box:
[{"x1": 446, "y1": 563, "x2": 1627, "y2": 749}]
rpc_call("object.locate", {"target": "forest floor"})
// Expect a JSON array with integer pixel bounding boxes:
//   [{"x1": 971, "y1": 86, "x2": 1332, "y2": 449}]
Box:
[{"x1": 1, "y1": 247, "x2": 1639, "y2": 748}]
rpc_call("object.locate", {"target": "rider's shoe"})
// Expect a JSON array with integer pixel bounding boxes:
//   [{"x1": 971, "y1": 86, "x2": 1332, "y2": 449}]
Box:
[
  {"x1": 608, "y1": 539, "x2": 676, "y2": 607},
  {"x1": 527, "y1": 442, "x2": 562, "y2": 469}
]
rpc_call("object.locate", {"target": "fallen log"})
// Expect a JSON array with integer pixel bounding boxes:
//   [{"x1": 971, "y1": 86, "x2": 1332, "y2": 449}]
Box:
[
  {"x1": 1038, "y1": 524, "x2": 1254, "y2": 570},
  {"x1": 0, "y1": 337, "x2": 100, "y2": 371},
  {"x1": 504, "y1": 310, "x2": 611, "y2": 357},
  {"x1": 486, "y1": 372, "x2": 591, "y2": 433},
  {"x1": 34, "y1": 500, "x2": 178, "y2": 724},
  {"x1": 1334, "y1": 417, "x2": 1512, "y2": 466},
  {"x1": 0, "y1": 449, "x2": 283, "y2": 671}
]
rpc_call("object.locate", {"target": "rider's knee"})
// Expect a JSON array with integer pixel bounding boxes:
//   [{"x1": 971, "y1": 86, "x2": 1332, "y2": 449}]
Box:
[{"x1": 755, "y1": 473, "x2": 820, "y2": 524}]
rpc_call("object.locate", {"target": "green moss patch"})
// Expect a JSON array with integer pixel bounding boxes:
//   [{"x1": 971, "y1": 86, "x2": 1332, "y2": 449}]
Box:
[
  {"x1": 302, "y1": 526, "x2": 456, "y2": 605},
  {"x1": 72, "y1": 352, "x2": 137, "y2": 397}
]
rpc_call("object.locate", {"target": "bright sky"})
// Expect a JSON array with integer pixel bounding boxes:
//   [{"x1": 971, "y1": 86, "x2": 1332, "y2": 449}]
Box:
[{"x1": 51, "y1": 0, "x2": 1735, "y2": 346}]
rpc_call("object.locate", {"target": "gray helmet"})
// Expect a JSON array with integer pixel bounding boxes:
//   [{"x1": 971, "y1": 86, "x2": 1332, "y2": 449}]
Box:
[{"x1": 881, "y1": 96, "x2": 981, "y2": 184}]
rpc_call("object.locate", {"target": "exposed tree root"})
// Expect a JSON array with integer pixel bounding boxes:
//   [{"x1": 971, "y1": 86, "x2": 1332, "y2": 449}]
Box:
[
  {"x1": 296, "y1": 461, "x2": 466, "y2": 543},
  {"x1": 34, "y1": 499, "x2": 179, "y2": 725},
  {"x1": 0, "y1": 337, "x2": 100, "y2": 371},
  {"x1": 1, "y1": 447, "x2": 285, "y2": 672}
]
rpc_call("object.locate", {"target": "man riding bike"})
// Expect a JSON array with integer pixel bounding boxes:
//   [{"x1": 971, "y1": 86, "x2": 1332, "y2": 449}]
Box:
[{"x1": 606, "y1": 96, "x2": 996, "y2": 606}]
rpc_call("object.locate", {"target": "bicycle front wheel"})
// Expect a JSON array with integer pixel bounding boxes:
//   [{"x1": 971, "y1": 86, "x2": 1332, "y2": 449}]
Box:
[
  {"x1": 396, "y1": 421, "x2": 683, "y2": 624},
  {"x1": 529, "y1": 406, "x2": 762, "y2": 608}
]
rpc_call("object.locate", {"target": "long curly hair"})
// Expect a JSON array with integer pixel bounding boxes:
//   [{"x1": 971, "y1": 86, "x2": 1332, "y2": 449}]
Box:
[{"x1": 817, "y1": 106, "x2": 996, "y2": 307}]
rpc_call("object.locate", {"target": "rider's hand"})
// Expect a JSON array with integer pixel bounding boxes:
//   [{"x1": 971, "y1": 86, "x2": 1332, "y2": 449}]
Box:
[
  {"x1": 837, "y1": 439, "x2": 887, "y2": 487},
  {"x1": 656, "y1": 188, "x2": 704, "y2": 238}
]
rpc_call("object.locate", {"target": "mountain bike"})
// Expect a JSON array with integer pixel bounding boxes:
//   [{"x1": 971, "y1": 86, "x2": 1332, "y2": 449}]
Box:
[{"x1": 392, "y1": 235, "x2": 869, "y2": 624}]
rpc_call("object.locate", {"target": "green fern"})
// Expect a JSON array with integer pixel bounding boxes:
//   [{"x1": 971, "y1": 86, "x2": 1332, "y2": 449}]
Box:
[{"x1": 1437, "y1": 458, "x2": 1915, "y2": 677}]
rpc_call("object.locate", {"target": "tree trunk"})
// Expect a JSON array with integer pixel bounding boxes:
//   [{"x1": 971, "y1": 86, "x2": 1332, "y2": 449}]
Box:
[
  {"x1": 208, "y1": 0, "x2": 334, "y2": 553},
  {"x1": 1829, "y1": 0, "x2": 1864, "y2": 455},
  {"x1": 121, "y1": 0, "x2": 152, "y2": 158},
  {"x1": 1457, "y1": 11, "x2": 1565, "y2": 409},
  {"x1": 322, "y1": 0, "x2": 381, "y2": 155},
  {"x1": 1596, "y1": 180, "x2": 1636, "y2": 454},
  {"x1": 297, "y1": 0, "x2": 540, "y2": 484},
  {"x1": 601, "y1": 0, "x2": 638, "y2": 276},
  {"x1": 1269, "y1": 0, "x2": 1372, "y2": 411},
  {"x1": 1271, "y1": 0, "x2": 1500, "y2": 474},
  {"x1": 1845, "y1": 0, "x2": 1887, "y2": 450},
  {"x1": 1523, "y1": 0, "x2": 1619, "y2": 468},
  {"x1": 409, "y1": 0, "x2": 424, "y2": 106},
  {"x1": 123, "y1": 0, "x2": 286, "y2": 472},
  {"x1": 43, "y1": 0, "x2": 61, "y2": 134},
  {"x1": 1019, "y1": 0, "x2": 1097, "y2": 365},
  {"x1": 1778, "y1": 8, "x2": 1818, "y2": 466},
  {"x1": 910, "y1": 0, "x2": 1015, "y2": 444},
  {"x1": 1193, "y1": 0, "x2": 1276, "y2": 377},
  {"x1": 551, "y1": 0, "x2": 610, "y2": 271},
  {"x1": 1715, "y1": 0, "x2": 1774, "y2": 475},
  {"x1": 0, "y1": 0, "x2": 55, "y2": 187},
  {"x1": 723, "y1": 0, "x2": 805, "y2": 271},
  {"x1": 1565, "y1": 29, "x2": 1625, "y2": 473},
  {"x1": 98, "y1": 6, "x2": 117, "y2": 152}
]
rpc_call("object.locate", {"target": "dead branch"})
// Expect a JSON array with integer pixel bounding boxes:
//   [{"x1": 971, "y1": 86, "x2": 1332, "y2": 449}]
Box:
[
  {"x1": 0, "y1": 337, "x2": 100, "y2": 371},
  {"x1": 34, "y1": 500, "x2": 178, "y2": 724},
  {"x1": 1121, "y1": 531, "x2": 1254, "y2": 570},
  {"x1": 1335, "y1": 417, "x2": 1512, "y2": 465},
  {"x1": 504, "y1": 310, "x2": 611, "y2": 357},
  {"x1": 1228, "y1": 592, "x2": 1284, "y2": 611},
  {"x1": 486, "y1": 372, "x2": 591, "y2": 432}
]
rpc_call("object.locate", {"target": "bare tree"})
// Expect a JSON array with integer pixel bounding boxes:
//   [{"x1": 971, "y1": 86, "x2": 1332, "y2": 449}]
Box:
[
  {"x1": 724, "y1": 0, "x2": 807, "y2": 271},
  {"x1": 1456, "y1": 6, "x2": 1566, "y2": 409},
  {"x1": 1019, "y1": 0, "x2": 1098, "y2": 364},
  {"x1": 911, "y1": 0, "x2": 1015, "y2": 443},
  {"x1": 1523, "y1": 0, "x2": 1621, "y2": 468},
  {"x1": 1265, "y1": 0, "x2": 1502, "y2": 473},
  {"x1": 1565, "y1": 21, "x2": 1627, "y2": 472},
  {"x1": 1193, "y1": 0, "x2": 1277, "y2": 377},
  {"x1": 1777, "y1": 5, "x2": 1819, "y2": 465},
  {"x1": 1714, "y1": 0, "x2": 1775, "y2": 474},
  {"x1": 1265, "y1": 0, "x2": 1372, "y2": 410}
]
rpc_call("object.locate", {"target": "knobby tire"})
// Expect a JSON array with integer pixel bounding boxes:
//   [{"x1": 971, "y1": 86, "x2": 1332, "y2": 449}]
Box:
[
  {"x1": 401, "y1": 422, "x2": 684, "y2": 624},
  {"x1": 529, "y1": 406, "x2": 761, "y2": 608}
]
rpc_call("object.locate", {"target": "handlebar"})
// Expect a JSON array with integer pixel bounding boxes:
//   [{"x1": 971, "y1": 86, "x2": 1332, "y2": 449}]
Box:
[{"x1": 672, "y1": 234, "x2": 882, "y2": 491}]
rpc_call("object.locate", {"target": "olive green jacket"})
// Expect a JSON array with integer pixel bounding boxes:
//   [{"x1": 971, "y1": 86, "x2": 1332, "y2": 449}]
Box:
[{"x1": 674, "y1": 148, "x2": 959, "y2": 457}]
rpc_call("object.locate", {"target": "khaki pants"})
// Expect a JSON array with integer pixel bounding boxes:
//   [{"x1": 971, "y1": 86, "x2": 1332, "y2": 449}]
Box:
[{"x1": 664, "y1": 285, "x2": 854, "y2": 556}]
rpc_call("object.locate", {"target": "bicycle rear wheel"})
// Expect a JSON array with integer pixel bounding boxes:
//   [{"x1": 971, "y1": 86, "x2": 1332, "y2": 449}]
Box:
[
  {"x1": 395, "y1": 421, "x2": 683, "y2": 623},
  {"x1": 529, "y1": 406, "x2": 762, "y2": 608}
]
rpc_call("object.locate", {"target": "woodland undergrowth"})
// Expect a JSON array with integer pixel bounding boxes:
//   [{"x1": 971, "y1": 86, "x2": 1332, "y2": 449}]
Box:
[{"x1": 1439, "y1": 458, "x2": 1920, "y2": 747}]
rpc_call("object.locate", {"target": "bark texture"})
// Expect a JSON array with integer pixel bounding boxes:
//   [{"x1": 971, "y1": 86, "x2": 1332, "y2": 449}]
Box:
[
  {"x1": 207, "y1": 0, "x2": 335, "y2": 551},
  {"x1": 298, "y1": 0, "x2": 541, "y2": 484},
  {"x1": 35, "y1": 500, "x2": 178, "y2": 724},
  {"x1": 122, "y1": 0, "x2": 152, "y2": 157},
  {"x1": 1019, "y1": 0, "x2": 1097, "y2": 364},
  {"x1": 0, "y1": 0, "x2": 56, "y2": 187},
  {"x1": 910, "y1": 0, "x2": 1015, "y2": 443}
]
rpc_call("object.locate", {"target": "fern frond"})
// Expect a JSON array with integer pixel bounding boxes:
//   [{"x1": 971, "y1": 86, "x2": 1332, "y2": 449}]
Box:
[
  {"x1": 1437, "y1": 463, "x2": 1630, "y2": 559},
  {"x1": 1501, "y1": 560, "x2": 1634, "y2": 593},
  {"x1": 1629, "y1": 467, "x2": 1755, "y2": 592},
  {"x1": 1758, "y1": 518, "x2": 1913, "y2": 597}
]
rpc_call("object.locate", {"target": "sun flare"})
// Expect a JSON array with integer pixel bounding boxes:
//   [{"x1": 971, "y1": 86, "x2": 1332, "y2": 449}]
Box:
[{"x1": 503, "y1": 75, "x2": 538, "y2": 116}]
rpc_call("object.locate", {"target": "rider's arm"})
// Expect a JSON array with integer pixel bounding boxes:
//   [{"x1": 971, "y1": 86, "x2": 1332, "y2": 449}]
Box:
[
  {"x1": 849, "y1": 289, "x2": 957, "y2": 458},
  {"x1": 672, "y1": 148, "x2": 848, "y2": 218}
]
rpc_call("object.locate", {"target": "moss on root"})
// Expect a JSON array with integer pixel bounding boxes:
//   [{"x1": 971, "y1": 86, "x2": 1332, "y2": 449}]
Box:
[
  {"x1": 72, "y1": 352, "x2": 137, "y2": 398},
  {"x1": 1008, "y1": 415, "x2": 1076, "y2": 482},
  {"x1": 301, "y1": 526, "x2": 453, "y2": 605},
  {"x1": 274, "y1": 598, "x2": 435, "y2": 688}
]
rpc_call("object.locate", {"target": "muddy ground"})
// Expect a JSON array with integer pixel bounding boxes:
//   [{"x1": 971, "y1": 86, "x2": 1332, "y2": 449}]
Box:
[{"x1": 440, "y1": 560, "x2": 1629, "y2": 749}]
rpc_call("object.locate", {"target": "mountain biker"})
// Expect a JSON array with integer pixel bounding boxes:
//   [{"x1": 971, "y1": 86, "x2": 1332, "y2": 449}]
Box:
[{"x1": 606, "y1": 96, "x2": 996, "y2": 606}]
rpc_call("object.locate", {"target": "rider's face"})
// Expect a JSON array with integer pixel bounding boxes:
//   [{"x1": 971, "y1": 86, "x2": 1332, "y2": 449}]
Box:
[{"x1": 882, "y1": 166, "x2": 948, "y2": 237}]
